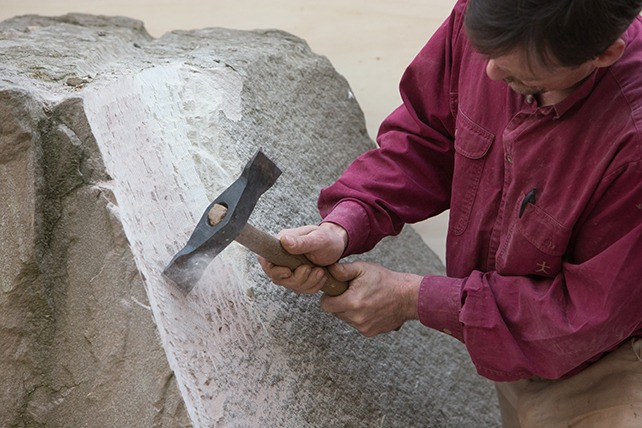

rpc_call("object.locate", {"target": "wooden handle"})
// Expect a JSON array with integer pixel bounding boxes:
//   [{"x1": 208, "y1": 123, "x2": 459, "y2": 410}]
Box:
[
  {"x1": 236, "y1": 223, "x2": 348, "y2": 296},
  {"x1": 207, "y1": 204, "x2": 348, "y2": 296}
]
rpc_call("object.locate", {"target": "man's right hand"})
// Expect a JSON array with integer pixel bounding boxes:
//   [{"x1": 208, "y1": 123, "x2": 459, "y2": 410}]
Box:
[{"x1": 257, "y1": 222, "x2": 348, "y2": 294}]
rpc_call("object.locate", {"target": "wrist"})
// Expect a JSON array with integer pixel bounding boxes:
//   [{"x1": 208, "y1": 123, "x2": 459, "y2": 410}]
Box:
[{"x1": 395, "y1": 272, "x2": 422, "y2": 321}]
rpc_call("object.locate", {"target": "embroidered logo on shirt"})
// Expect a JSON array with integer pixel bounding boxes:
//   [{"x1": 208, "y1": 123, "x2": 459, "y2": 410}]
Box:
[{"x1": 536, "y1": 261, "x2": 551, "y2": 274}]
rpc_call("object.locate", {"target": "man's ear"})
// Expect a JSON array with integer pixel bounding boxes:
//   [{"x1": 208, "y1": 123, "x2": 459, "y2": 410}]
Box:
[{"x1": 592, "y1": 38, "x2": 626, "y2": 68}]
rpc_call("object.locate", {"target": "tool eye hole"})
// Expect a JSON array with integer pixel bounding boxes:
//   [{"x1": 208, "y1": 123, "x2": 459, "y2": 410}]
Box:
[{"x1": 208, "y1": 203, "x2": 229, "y2": 227}]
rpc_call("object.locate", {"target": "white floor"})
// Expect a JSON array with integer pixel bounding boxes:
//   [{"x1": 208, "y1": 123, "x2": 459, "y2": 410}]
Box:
[{"x1": 1, "y1": 0, "x2": 455, "y2": 263}]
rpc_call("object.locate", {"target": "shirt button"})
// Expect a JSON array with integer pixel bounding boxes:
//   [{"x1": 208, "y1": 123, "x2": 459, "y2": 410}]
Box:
[
  {"x1": 506, "y1": 153, "x2": 513, "y2": 164},
  {"x1": 443, "y1": 328, "x2": 452, "y2": 335}
]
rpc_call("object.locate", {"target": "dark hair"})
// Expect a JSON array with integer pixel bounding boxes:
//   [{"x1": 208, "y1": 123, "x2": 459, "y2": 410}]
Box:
[{"x1": 464, "y1": 0, "x2": 642, "y2": 68}]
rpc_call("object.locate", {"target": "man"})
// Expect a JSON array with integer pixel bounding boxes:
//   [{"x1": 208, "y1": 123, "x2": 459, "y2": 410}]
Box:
[{"x1": 259, "y1": 0, "x2": 642, "y2": 425}]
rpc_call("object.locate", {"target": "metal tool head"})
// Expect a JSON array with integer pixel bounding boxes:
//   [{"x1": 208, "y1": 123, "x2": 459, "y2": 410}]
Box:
[{"x1": 163, "y1": 150, "x2": 281, "y2": 292}]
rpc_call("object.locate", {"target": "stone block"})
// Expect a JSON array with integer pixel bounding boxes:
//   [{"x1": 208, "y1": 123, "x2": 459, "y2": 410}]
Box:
[{"x1": 0, "y1": 14, "x2": 499, "y2": 427}]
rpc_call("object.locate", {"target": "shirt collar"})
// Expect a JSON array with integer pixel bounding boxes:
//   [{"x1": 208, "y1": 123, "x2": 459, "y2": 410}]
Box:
[
  {"x1": 517, "y1": 69, "x2": 603, "y2": 119},
  {"x1": 544, "y1": 26, "x2": 632, "y2": 119},
  {"x1": 548, "y1": 68, "x2": 605, "y2": 119}
]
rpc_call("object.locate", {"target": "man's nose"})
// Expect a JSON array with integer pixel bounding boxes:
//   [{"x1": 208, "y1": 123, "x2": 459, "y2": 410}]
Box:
[{"x1": 486, "y1": 59, "x2": 507, "y2": 81}]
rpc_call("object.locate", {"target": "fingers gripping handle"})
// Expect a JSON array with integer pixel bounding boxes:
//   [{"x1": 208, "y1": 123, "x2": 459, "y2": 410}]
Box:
[
  {"x1": 208, "y1": 203, "x2": 347, "y2": 296},
  {"x1": 236, "y1": 224, "x2": 348, "y2": 296}
]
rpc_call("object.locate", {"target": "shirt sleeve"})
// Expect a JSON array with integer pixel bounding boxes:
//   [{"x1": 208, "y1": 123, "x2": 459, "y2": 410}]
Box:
[{"x1": 317, "y1": 0, "x2": 469, "y2": 254}]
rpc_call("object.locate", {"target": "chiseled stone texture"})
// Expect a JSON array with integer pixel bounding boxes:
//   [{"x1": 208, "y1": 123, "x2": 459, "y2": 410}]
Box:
[{"x1": 0, "y1": 14, "x2": 500, "y2": 427}]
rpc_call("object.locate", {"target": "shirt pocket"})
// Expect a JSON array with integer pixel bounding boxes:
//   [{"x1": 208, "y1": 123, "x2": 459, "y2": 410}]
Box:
[
  {"x1": 450, "y1": 113, "x2": 495, "y2": 236},
  {"x1": 496, "y1": 198, "x2": 571, "y2": 278}
]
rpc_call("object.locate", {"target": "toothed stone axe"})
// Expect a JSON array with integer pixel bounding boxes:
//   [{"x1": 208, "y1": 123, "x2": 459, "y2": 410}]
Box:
[{"x1": 163, "y1": 150, "x2": 348, "y2": 296}]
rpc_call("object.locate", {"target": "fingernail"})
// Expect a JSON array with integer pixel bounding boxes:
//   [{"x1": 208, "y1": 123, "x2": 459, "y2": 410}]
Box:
[
  {"x1": 282, "y1": 235, "x2": 292, "y2": 245},
  {"x1": 279, "y1": 272, "x2": 291, "y2": 280}
]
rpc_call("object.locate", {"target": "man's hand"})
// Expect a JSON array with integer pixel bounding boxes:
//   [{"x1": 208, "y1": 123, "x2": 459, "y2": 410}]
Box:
[
  {"x1": 321, "y1": 262, "x2": 421, "y2": 336},
  {"x1": 258, "y1": 222, "x2": 348, "y2": 294},
  {"x1": 258, "y1": 223, "x2": 421, "y2": 336}
]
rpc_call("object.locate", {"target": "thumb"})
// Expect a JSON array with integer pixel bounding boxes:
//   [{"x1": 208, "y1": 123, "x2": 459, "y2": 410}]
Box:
[
  {"x1": 280, "y1": 233, "x2": 313, "y2": 255},
  {"x1": 328, "y1": 262, "x2": 361, "y2": 283}
]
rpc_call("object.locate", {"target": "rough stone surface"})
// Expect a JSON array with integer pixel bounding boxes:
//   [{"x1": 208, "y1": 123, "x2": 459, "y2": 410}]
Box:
[{"x1": 0, "y1": 14, "x2": 500, "y2": 427}]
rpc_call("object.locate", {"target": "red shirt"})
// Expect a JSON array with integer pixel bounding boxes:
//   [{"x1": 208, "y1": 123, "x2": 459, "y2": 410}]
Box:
[{"x1": 319, "y1": 0, "x2": 642, "y2": 381}]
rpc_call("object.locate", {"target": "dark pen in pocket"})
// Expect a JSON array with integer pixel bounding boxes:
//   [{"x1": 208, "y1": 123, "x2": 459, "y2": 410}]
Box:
[{"x1": 519, "y1": 188, "x2": 537, "y2": 218}]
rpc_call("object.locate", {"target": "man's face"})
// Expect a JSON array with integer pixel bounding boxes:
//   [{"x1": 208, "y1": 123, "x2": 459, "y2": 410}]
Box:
[{"x1": 485, "y1": 49, "x2": 596, "y2": 103}]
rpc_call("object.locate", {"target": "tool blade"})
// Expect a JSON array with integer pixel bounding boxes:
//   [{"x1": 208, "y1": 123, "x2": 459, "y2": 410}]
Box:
[{"x1": 163, "y1": 150, "x2": 281, "y2": 292}]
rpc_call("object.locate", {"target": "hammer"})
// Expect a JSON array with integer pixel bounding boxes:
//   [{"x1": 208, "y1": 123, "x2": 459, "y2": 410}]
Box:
[{"x1": 163, "y1": 150, "x2": 348, "y2": 296}]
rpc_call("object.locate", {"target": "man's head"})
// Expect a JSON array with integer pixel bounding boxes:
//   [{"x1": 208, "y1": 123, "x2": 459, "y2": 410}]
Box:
[
  {"x1": 464, "y1": 0, "x2": 642, "y2": 103},
  {"x1": 464, "y1": 0, "x2": 642, "y2": 68}
]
